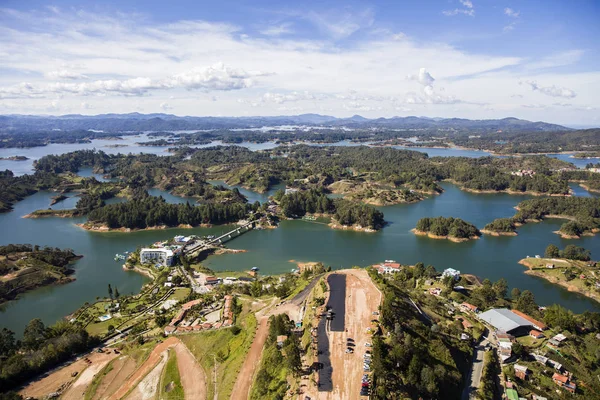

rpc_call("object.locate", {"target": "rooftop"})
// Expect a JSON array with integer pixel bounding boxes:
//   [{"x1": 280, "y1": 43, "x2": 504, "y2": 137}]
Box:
[{"x1": 478, "y1": 308, "x2": 533, "y2": 333}]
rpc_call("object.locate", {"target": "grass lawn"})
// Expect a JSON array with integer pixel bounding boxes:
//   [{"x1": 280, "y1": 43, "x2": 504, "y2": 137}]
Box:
[
  {"x1": 180, "y1": 305, "x2": 257, "y2": 400},
  {"x1": 213, "y1": 270, "x2": 253, "y2": 279},
  {"x1": 159, "y1": 349, "x2": 184, "y2": 400},
  {"x1": 169, "y1": 287, "x2": 191, "y2": 302}
]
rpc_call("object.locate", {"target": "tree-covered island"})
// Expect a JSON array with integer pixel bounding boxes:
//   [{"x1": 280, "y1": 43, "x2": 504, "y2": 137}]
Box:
[
  {"x1": 484, "y1": 197, "x2": 600, "y2": 239},
  {"x1": 413, "y1": 217, "x2": 481, "y2": 242}
]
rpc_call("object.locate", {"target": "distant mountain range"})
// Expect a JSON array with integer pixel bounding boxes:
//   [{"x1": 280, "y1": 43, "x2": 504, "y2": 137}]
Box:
[{"x1": 0, "y1": 113, "x2": 572, "y2": 133}]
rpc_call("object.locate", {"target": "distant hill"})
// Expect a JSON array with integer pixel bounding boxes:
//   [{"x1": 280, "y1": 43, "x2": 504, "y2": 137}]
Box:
[{"x1": 0, "y1": 113, "x2": 572, "y2": 133}]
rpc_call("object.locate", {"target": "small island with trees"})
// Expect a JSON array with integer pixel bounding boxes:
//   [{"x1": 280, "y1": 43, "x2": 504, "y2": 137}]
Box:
[
  {"x1": 519, "y1": 244, "x2": 599, "y2": 302},
  {"x1": 484, "y1": 197, "x2": 600, "y2": 239},
  {"x1": 0, "y1": 244, "x2": 82, "y2": 304},
  {"x1": 412, "y1": 216, "x2": 481, "y2": 242}
]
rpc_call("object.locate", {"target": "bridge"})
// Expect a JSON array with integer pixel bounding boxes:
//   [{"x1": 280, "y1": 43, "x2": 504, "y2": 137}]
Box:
[{"x1": 183, "y1": 219, "x2": 258, "y2": 257}]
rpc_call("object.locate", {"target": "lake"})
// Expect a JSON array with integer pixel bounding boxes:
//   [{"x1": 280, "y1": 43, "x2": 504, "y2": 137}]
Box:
[{"x1": 1, "y1": 139, "x2": 599, "y2": 336}]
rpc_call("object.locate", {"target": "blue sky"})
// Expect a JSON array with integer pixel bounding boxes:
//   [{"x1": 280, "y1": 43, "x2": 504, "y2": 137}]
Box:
[{"x1": 0, "y1": 0, "x2": 598, "y2": 125}]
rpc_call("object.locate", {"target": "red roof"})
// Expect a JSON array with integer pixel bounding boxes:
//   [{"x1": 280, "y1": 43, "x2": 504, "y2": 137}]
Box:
[
  {"x1": 182, "y1": 299, "x2": 203, "y2": 310},
  {"x1": 383, "y1": 262, "x2": 401, "y2": 269},
  {"x1": 461, "y1": 302, "x2": 478, "y2": 312},
  {"x1": 530, "y1": 329, "x2": 543, "y2": 338},
  {"x1": 553, "y1": 373, "x2": 569, "y2": 384},
  {"x1": 511, "y1": 310, "x2": 547, "y2": 330}
]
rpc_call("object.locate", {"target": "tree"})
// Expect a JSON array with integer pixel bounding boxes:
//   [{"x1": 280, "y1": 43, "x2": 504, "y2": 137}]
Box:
[
  {"x1": 107, "y1": 325, "x2": 115, "y2": 334},
  {"x1": 510, "y1": 287, "x2": 521, "y2": 299},
  {"x1": 172, "y1": 275, "x2": 183, "y2": 286},
  {"x1": 155, "y1": 315, "x2": 167, "y2": 327},
  {"x1": 492, "y1": 279, "x2": 508, "y2": 299},
  {"x1": 108, "y1": 284, "x2": 113, "y2": 300},
  {"x1": 545, "y1": 244, "x2": 560, "y2": 258},
  {"x1": 114, "y1": 287, "x2": 120, "y2": 299},
  {"x1": 22, "y1": 319, "x2": 46, "y2": 350},
  {"x1": 515, "y1": 290, "x2": 537, "y2": 316},
  {"x1": 0, "y1": 328, "x2": 16, "y2": 357},
  {"x1": 284, "y1": 338, "x2": 302, "y2": 376}
]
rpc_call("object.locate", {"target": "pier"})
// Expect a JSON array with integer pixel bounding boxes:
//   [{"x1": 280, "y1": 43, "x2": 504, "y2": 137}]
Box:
[{"x1": 183, "y1": 219, "x2": 258, "y2": 257}]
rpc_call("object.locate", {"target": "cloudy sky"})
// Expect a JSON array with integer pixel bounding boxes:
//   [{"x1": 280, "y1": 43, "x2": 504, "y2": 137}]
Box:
[{"x1": 0, "y1": 0, "x2": 598, "y2": 126}]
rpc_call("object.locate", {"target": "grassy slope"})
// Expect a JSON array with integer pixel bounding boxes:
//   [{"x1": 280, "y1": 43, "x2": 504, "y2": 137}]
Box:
[
  {"x1": 180, "y1": 305, "x2": 257, "y2": 400},
  {"x1": 159, "y1": 349, "x2": 184, "y2": 400}
]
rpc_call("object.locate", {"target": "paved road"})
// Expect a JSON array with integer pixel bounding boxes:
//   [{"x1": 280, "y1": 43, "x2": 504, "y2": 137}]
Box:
[{"x1": 462, "y1": 339, "x2": 489, "y2": 400}]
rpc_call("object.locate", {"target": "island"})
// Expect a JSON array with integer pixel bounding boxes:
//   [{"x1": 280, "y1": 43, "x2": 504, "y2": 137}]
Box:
[
  {"x1": 486, "y1": 197, "x2": 600, "y2": 239},
  {"x1": 412, "y1": 216, "x2": 481, "y2": 242},
  {"x1": 519, "y1": 244, "x2": 598, "y2": 302},
  {"x1": 481, "y1": 218, "x2": 518, "y2": 236},
  {"x1": 274, "y1": 188, "x2": 385, "y2": 232},
  {"x1": 0, "y1": 155, "x2": 29, "y2": 161},
  {"x1": 0, "y1": 244, "x2": 82, "y2": 304}
]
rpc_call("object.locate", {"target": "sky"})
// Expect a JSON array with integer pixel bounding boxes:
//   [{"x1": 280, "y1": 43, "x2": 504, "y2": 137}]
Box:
[{"x1": 0, "y1": 0, "x2": 599, "y2": 126}]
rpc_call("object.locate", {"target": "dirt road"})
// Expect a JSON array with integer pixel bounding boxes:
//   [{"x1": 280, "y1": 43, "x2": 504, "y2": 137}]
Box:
[
  {"x1": 109, "y1": 336, "x2": 207, "y2": 400},
  {"x1": 229, "y1": 316, "x2": 269, "y2": 400},
  {"x1": 317, "y1": 269, "x2": 382, "y2": 400},
  {"x1": 20, "y1": 351, "x2": 117, "y2": 400}
]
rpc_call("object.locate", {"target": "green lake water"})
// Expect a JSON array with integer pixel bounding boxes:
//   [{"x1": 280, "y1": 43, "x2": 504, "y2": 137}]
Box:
[{"x1": 1, "y1": 140, "x2": 599, "y2": 336}]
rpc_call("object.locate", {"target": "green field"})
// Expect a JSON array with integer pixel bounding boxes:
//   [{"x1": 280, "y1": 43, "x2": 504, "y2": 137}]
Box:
[{"x1": 160, "y1": 349, "x2": 184, "y2": 400}]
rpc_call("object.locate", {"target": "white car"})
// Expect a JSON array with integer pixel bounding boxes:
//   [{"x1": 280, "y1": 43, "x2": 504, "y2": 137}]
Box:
[{"x1": 365, "y1": 342, "x2": 372, "y2": 347}]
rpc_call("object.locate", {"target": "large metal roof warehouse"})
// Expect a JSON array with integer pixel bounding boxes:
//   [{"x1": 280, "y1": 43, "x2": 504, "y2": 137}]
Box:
[{"x1": 478, "y1": 308, "x2": 533, "y2": 336}]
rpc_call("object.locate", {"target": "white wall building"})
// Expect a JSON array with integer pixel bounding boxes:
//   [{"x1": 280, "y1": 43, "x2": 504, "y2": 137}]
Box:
[
  {"x1": 442, "y1": 268, "x2": 461, "y2": 280},
  {"x1": 140, "y1": 248, "x2": 174, "y2": 267}
]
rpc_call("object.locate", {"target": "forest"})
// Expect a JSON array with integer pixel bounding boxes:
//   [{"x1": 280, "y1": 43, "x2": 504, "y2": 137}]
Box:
[
  {"x1": 85, "y1": 191, "x2": 256, "y2": 229},
  {"x1": 250, "y1": 314, "x2": 302, "y2": 399},
  {"x1": 274, "y1": 188, "x2": 385, "y2": 230},
  {"x1": 0, "y1": 318, "x2": 99, "y2": 393},
  {"x1": 514, "y1": 197, "x2": 600, "y2": 237},
  {"x1": 0, "y1": 170, "x2": 65, "y2": 213},
  {"x1": 415, "y1": 217, "x2": 481, "y2": 239},
  {"x1": 482, "y1": 218, "x2": 517, "y2": 233}
]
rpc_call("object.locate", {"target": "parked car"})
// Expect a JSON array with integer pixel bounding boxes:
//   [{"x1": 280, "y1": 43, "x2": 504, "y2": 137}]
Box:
[{"x1": 365, "y1": 342, "x2": 372, "y2": 347}]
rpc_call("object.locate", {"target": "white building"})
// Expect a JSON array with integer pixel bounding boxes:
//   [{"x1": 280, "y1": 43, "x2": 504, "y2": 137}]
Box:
[
  {"x1": 140, "y1": 248, "x2": 174, "y2": 267},
  {"x1": 442, "y1": 268, "x2": 461, "y2": 280}
]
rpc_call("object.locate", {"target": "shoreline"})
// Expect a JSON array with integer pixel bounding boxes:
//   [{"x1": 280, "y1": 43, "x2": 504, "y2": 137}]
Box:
[
  {"x1": 519, "y1": 258, "x2": 600, "y2": 303},
  {"x1": 411, "y1": 228, "x2": 480, "y2": 243},
  {"x1": 480, "y1": 229, "x2": 517, "y2": 236},
  {"x1": 76, "y1": 222, "x2": 214, "y2": 232}
]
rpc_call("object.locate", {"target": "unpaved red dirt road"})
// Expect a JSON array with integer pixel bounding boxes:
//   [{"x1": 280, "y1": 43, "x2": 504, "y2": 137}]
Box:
[{"x1": 229, "y1": 316, "x2": 269, "y2": 400}]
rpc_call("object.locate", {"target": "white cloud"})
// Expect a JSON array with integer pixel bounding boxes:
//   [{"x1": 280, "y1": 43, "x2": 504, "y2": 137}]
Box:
[
  {"x1": 81, "y1": 102, "x2": 93, "y2": 109},
  {"x1": 46, "y1": 69, "x2": 89, "y2": 80},
  {"x1": 160, "y1": 102, "x2": 173, "y2": 110},
  {"x1": 0, "y1": 7, "x2": 596, "y2": 124},
  {"x1": 460, "y1": 0, "x2": 474, "y2": 9},
  {"x1": 0, "y1": 63, "x2": 266, "y2": 98},
  {"x1": 259, "y1": 23, "x2": 293, "y2": 36},
  {"x1": 443, "y1": 9, "x2": 475, "y2": 17},
  {"x1": 504, "y1": 8, "x2": 520, "y2": 18},
  {"x1": 522, "y1": 80, "x2": 577, "y2": 99}
]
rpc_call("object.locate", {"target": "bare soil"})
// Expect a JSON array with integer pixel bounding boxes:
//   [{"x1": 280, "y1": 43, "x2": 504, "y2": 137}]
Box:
[
  {"x1": 125, "y1": 350, "x2": 168, "y2": 400},
  {"x1": 91, "y1": 356, "x2": 137, "y2": 400},
  {"x1": 317, "y1": 269, "x2": 382, "y2": 400},
  {"x1": 173, "y1": 341, "x2": 207, "y2": 400},
  {"x1": 62, "y1": 353, "x2": 118, "y2": 400},
  {"x1": 20, "y1": 351, "x2": 117, "y2": 400}
]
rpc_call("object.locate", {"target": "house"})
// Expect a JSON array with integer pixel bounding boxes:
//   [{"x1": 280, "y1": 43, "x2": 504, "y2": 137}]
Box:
[
  {"x1": 532, "y1": 353, "x2": 548, "y2": 365},
  {"x1": 140, "y1": 248, "x2": 174, "y2": 267},
  {"x1": 460, "y1": 302, "x2": 479, "y2": 313},
  {"x1": 529, "y1": 330, "x2": 544, "y2": 339},
  {"x1": 553, "y1": 333, "x2": 567, "y2": 343},
  {"x1": 284, "y1": 187, "x2": 299, "y2": 195},
  {"x1": 205, "y1": 276, "x2": 220, "y2": 285},
  {"x1": 376, "y1": 262, "x2": 401, "y2": 274},
  {"x1": 182, "y1": 299, "x2": 203, "y2": 310},
  {"x1": 248, "y1": 270, "x2": 257, "y2": 277},
  {"x1": 552, "y1": 373, "x2": 576, "y2": 393},
  {"x1": 511, "y1": 310, "x2": 547, "y2": 331},
  {"x1": 546, "y1": 263, "x2": 555, "y2": 269},
  {"x1": 164, "y1": 282, "x2": 173, "y2": 288},
  {"x1": 223, "y1": 277, "x2": 238, "y2": 285},
  {"x1": 277, "y1": 335, "x2": 288, "y2": 347},
  {"x1": 458, "y1": 318, "x2": 473, "y2": 329},
  {"x1": 514, "y1": 364, "x2": 528, "y2": 380},
  {"x1": 442, "y1": 268, "x2": 461, "y2": 280},
  {"x1": 548, "y1": 359, "x2": 563, "y2": 371},
  {"x1": 429, "y1": 287, "x2": 442, "y2": 296},
  {"x1": 164, "y1": 326, "x2": 176, "y2": 335}
]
